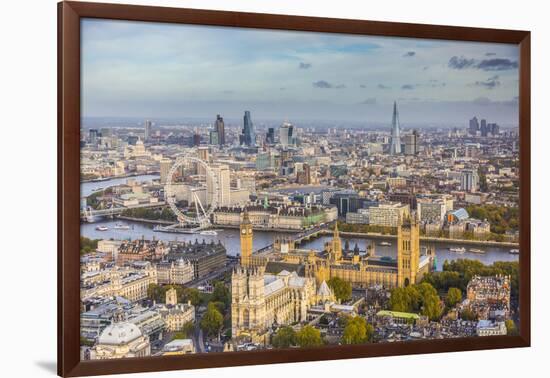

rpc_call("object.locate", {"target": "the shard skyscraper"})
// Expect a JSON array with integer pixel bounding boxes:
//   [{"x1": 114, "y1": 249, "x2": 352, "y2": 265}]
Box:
[{"x1": 390, "y1": 101, "x2": 402, "y2": 155}]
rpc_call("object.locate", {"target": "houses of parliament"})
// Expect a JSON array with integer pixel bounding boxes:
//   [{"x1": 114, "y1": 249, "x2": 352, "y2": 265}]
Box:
[{"x1": 231, "y1": 209, "x2": 433, "y2": 340}]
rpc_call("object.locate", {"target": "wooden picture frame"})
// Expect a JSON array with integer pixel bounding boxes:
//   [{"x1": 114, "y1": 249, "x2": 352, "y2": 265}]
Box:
[{"x1": 58, "y1": 1, "x2": 530, "y2": 376}]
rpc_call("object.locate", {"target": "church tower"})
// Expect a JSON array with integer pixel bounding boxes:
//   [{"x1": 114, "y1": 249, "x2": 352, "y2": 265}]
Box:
[
  {"x1": 329, "y1": 223, "x2": 343, "y2": 262},
  {"x1": 240, "y1": 208, "x2": 253, "y2": 267},
  {"x1": 166, "y1": 287, "x2": 178, "y2": 306},
  {"x1": 397, "y1": 213, "x2": 420, "y2": 287}
]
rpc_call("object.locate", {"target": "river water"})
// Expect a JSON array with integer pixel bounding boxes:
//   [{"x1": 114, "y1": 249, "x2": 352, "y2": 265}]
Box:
[{"x1": 80, "y1": 174, "x2": 519, "y2": 271}]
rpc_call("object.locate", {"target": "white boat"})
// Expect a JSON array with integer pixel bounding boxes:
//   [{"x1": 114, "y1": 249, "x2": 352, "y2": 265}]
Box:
[
  {"x1": 114, "y1": 223, "x2": 130, "y2": 230},
  {"x1": 200, "y1": 230, "x2": 218, "y2": 236},
  {"x1": 95, "y1": 225, "x2": 108, "y2": 231},
  {"x1": 469, "y1": 248, "x2": 485, "y2": 254},
  {"x1": 449, "y1": 247, "x2": 466, "y2": 253},
  {"x1": 509, "y1": 249, "x2": 520, "y2": 255},
  {"x1": 379, "y1": 241, "x2": 392, "y2": 247}
]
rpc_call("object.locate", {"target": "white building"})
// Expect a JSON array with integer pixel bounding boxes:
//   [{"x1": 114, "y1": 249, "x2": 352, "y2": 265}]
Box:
[
  {"x1": 476, "y1": 320, "x2": 507, "y2": 336},
  {"x1": 208, "y1": 164, "x2": 231, "y2": 207},
  {"x1": 90, "y1": 320, "x2": 151, "y2": 359},
  {"x1": 368, "y1": 202, "x2": 410, "y2": 228}
]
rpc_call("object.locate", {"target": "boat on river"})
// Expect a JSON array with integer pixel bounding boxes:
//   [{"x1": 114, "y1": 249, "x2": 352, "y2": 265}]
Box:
[
  {"x1": 95, "y1": 225, "x2": 108, "y2": 231},
  {"x1": 469, "y1": 248, "x2": 485, "y2": 254},
  {"x1": 449, "y1": 247, "x2": 466, "y2": 253},
  {"x1": 509, "y1": 249, "x2": 520, "y2": 255},
  {"x1": 114, "y1": 223, "x2": 130, "y2": 230},
  {"x1": 200, "y1": 230, "x2": 218, "y2": 236},
  {"x1": 379, "y1": 241, "x2": 392, "y2": 247}
]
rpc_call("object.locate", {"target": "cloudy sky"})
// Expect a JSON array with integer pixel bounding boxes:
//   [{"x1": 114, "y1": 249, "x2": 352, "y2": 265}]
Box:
[{"x1": 82, "y1": 19, "x2": 520, "y2": 126}]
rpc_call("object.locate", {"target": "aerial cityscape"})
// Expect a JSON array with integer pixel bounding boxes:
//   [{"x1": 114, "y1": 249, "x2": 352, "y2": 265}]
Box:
[{"x1": 79, "y1": 19, "x2": 520, "y2": 359}]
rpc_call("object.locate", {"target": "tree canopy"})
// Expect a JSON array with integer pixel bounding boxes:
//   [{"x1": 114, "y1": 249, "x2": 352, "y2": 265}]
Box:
[
  {"x1": 390, "y1": 282, "x2": 443, "y2": 320},
  {"x1": 296, "y1": 325, "x2": 323, "y2": 347},
  {"x1": 342, "y1": 316, "x2": 374, "y2": 344},
  {"x1": 327, "y1": 277, "x2": 352, "y2": 303},
  {"x1": 80, "y1": 236, "x2": 99, "y2": 255},
  {"x1": 445, "y1": 287, "x2": 463, "y2": 308},
  {"x1": 200, "y1": 302, "x2": 224, "y2": 338},
  {"x1": 272, "y1": 326, "x2": 297, "y2": 348},
  {"x1": 422, "y1": 259, "x2": 519, "y2": 299}
]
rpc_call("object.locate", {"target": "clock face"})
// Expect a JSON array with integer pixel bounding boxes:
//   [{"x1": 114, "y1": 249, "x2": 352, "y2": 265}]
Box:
[{"x1": 241, "y1": 229, "x2": 246, "y2": 234}]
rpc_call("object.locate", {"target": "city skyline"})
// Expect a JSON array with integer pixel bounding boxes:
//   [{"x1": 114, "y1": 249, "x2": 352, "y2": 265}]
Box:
[{"x1": 82, "y1": 19, "x2": 519, "y2": 125}]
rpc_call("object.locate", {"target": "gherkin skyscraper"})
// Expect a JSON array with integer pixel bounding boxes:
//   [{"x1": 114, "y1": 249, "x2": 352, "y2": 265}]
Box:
[{"x1": 390, "y1": 101, "x2": 402, "y2": 155}]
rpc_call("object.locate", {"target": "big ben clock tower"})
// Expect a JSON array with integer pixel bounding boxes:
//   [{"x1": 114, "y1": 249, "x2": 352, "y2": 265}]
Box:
[{"x1": 240, "y1": 208, "x2": 253, "y2": 267}]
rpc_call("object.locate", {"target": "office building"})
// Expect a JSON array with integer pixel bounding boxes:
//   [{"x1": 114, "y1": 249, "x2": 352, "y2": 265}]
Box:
[
  {"x1": 144, "y1": 120, "x2": 152, "y2": 140},
  {"x1": 214, "y1": 114, "x2": 226, "y2": 145},
  {"x1": 266, "y1": 127, "x2": 275, "y2": 144},
  {"x1": 240, "y1": 110, "x2": 255, "y2": 146},
  {"x1": 279, "y1": 121, "x2": 295, "y2": 148},
  {"x1": 460, "y1": 169, "x2": 479, "y2": 192},
  {"x1": 160, "y1": 159, "x2": 172, "y2": 184},
  {"x1": 208, "y1": 164, "x2": 231, "y2": 207},
  {"x1": 469, "y1": 116, "x2": 479, "y2": 136},
  {"x1": 368, "y1": 202, "x2": 410, "y2": 228},
  {"x1": 403, "y1": 130, "x2": 419, "y2": 155}
]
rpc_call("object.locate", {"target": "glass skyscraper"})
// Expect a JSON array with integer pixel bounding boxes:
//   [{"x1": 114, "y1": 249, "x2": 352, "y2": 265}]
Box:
[
  {"x1": 390, "y1": 101, "x2": 402, "y2": 155},
  {"x1": 241, "y1": 110, "x2": 255, "y2": 146}
]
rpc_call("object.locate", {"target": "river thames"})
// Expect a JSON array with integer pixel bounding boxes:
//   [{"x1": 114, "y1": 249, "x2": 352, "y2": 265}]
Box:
[{"x1": 81, "y1": 175, "x2": 518, "y2": 271}]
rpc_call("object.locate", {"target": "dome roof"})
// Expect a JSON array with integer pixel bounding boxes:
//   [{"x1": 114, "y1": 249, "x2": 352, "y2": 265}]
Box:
[{"x1": 98, "y1": 322, "x2": 143, "y2": 345}]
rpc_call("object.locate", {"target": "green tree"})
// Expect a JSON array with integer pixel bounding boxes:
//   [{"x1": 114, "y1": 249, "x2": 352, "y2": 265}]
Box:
[
  {"x1": 327, "y1": 277, "x2": 352, "y2": 303},
  {"x1": 460, "y1": 308, "x2": 477, "y2": 321},
  {"x1": 173, "y1": 321, "x2": 195, "y2": 339},
  {"x1": 296, "y1": 325, "x2": 323, "y2": 347},
  {"x1": 200, "y1": 303, "x2": 224, "y2": 339},
  {"x1": 342, "y1": 316, "x2": 373, "y2": 344},
  {"x1": 389, "y1": 283, "x2": 442, "y2": 321},
  {"x1": 416, "y1": 282, "x2": 443, "y2": 320},
  {"x1": 80, "y1": 236, "x2": 99, "y2": 255},
  {"x1": 211, "y1": 281, "x2": 231, "y2": 309},
  {"x1": 445, "y1": 287, "x2": 463, "y2": 308},
  {"x1": 272, "y1": 326, "x2": 297, "y2": 348},
  {"x1": 182, "y1": 287, "x2": 202, "y2": 306},
  {"x1": 505, "y1": 319, "x2": 518, "y2": 336}
]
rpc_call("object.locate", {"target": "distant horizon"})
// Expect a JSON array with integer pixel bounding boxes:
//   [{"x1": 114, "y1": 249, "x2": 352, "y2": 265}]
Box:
[{"x1": 82, "y1": 19, "x2": 519, "y2": 125}]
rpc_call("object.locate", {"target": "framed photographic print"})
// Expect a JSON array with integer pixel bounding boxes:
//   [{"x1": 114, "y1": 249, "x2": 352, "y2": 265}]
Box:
[{"x1": 58, "y1": 1, "x2": 530, "y2": 376}]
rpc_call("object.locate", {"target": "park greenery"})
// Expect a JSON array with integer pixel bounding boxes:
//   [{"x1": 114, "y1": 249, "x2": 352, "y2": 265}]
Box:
[
  {"x1": 445, "y1": 287, "x2": 463, "y2": 308},
  {"x1": 341, "y1": 316, "x2": 374, "y2": 344},
  {"x1": 327, "y1": 277, "x2": 352, "y2": 303},
  {"x1": 122, "y1": 206, "x2": 177, "y2": 222},
  {"x1": 272, "y1": 325, "x2": 323, "y2": 348},
  {"x1": 296, "y1": 325, "x2": 323, "y2": 347},
  {"x1": 86, "y1": 188, "x2": 113, "y2": 209},
  {"x1": 80, "y1": 236, "x2": 99, "y2": 255},
  {"x1": 389, "y1": 282, "x2": 443, "y2": 321},
  {"x1": 173, "y1": 321, "x2": 195, "y2": 339},
  {"x1": 421, "y1": 259, "x2": 519, "y2": 299},
  {"x1": 272, "y1": 326, "x2": 297, "y2": 348},
  {"x1": 337, "y1": 221, "x2": 397, "y2": 236},
  {"x1": 200, "y1": 302, "x2": 224, "y2": 339},
  {"x1": 466, "y1": 204, "x2": 519, "y2": 234}
]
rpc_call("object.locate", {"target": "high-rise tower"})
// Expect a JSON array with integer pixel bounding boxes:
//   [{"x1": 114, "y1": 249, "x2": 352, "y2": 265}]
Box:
[
  {"x1": 241, "y1": 111, "x2": 255, "y2": 146},
  {"x1": 240, "y1": 209, "x2": 253, "y2": 266},
  {"x1": 144, "y1": 120, "x2": 152, "y2": 141},
  {"x1": 390, "y1": 101, "x2": 402, "y2": 155},
  {"x1": 215, "y1": 114, "x2": 225, "y2": 146}
]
